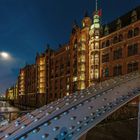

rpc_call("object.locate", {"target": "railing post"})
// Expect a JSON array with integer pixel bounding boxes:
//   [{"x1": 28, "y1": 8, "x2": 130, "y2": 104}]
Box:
[{"x1": 138, "y1": 96, "x2": 140, "y2": 140}]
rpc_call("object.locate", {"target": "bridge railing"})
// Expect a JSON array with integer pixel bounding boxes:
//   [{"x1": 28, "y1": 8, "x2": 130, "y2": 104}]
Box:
[
  {"x1": 0, "y1": 71, "x2": 140, "y2": 140},
  {"x1": 0, "y1": 110, "x2": 32, "y2": 125}
]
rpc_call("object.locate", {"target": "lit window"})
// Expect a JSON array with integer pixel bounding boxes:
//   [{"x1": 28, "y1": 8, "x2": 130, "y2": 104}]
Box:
[
  {"x1": 79, "y1": 82, "x2": 85, "y2": 90},
  {"x1": 83, "y1": 22, "x2": 85, "y2": 27},
  {"x1": 79, "y1": 74, "x2": 85, "y2": 80},
  {"x1": 78, "y1": 55, "x2": 85, "y2": 63},
  {"x1": 95, "y1": 36, "x2": 99, "y2": 39},
  {"x1": 67, "y1": 85, "x2": 70, "y2": 90},
  {"x1": 66, "y1": 92, "x2": 69, "y2": 96},
  {"x1": 95, "y1": 42, "x2": 99, "y2": 48},
  {"x1": 73, "y1": 77, "x2": 77, "y2": 82},
  {"x1": 95, "y1": 54, "x2": 99, "y2": 65},
  {"x1": 79, "y1": 64, "x2": 85, "y2": 71},
  {"x1": 81, "y1": 35, "x2": 86, "y2": 41},
  {"x1": 95, "y1": 69, "x2": 99, "y2": 79}
]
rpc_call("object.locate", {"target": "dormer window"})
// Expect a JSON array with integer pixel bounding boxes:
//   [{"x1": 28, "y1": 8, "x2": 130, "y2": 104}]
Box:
[
  {"x1": 131, "y1": 10, "x2": 137, "y2": 23},
  {"x1": 116, "y1": 19, "x2": 121, "y2": 30},
  {"x1": 104, "y1": 25, "x2": 109, "y2": 35}
]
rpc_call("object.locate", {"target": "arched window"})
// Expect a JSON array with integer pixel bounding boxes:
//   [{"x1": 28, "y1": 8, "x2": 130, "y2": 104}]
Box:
[
  {"x1": 104, "y1": 25, "x2": 109, "y2": 35},
  {"x1": 134, "y1": 27, "x2": 139, "y2": 36},
  {"x1": 131, "y1": 10, "x2": 137, "y2": 23},
  {"x1": 127, "y1": 30, "x2": 133, "y2": 38}
]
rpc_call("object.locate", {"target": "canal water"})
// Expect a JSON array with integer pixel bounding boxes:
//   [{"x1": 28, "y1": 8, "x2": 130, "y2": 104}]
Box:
[{"x1": 0, "y1": 101, "x2": 19, "y2": 126}]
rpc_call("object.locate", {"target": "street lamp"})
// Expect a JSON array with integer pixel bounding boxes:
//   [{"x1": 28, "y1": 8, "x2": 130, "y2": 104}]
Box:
[{"x1": 0, "y1": 52, "x2": 11, "y2": 60}]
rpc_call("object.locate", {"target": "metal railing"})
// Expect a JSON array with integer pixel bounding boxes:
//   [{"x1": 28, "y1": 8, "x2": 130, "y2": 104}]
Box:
[{"x1": 0, "y1": 71, "x2": 139, "y2": 140}]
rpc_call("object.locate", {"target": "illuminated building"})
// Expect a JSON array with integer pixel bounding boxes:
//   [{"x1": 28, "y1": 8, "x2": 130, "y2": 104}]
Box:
[
  {"x1": 13, "y1": 82, "x2": 18, "y2": 100},
  {"x1": 17, "y1": 64, "x2": 36, "y2": 108},
  {"x1": 6, "y1": 87, "x2": 14, "y2": 100},
  {"x1": 19, "y1": 69, "x2": 25, "y2": 96},
  {"x1": 100, "y1": 7, "x2": 140, "y2": 80},
  {"x1": 7, "y1": 5, "x2": 140, "y2": 108},
  {"x1": 36, "y1": 53, "x2": 46, "y2": 106}
]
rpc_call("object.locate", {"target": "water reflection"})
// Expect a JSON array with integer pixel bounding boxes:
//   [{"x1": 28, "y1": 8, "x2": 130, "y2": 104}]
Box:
[{"x1": 0, "y1": 101, "x2": 19, "y2": 126}]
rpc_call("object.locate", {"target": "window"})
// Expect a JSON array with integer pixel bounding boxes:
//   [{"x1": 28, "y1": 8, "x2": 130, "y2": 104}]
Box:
[
  {"x1": 102, "y1": 42, "x2": 106, "y2": 48},
  {"x1": 95, "y1": 54, "x2": 99, "y2": 65},
  {"x1": 134, "y1": 27, "x2": 139, "y2": 36},
  {"x1": 81, "y1": 35, "x2": 86, "y2": 42},
  {"x1": 113, "y1": 48, "x2": 122, "y2": 60},
  {"x1": 102, "y1": 54, "x2": 109, "y2": 63},
  {"x1": 118, "y1": 34, "x2": 123, "y2": 42},
  {"x1": 128, "y1": 44, "x2": 138, "y2": 56},
  {"x1": 73, "y1": 77, "x2": 77, "y2": 82},
  {"x1": 54, "y1": 93, "x2": 57, "y2": 98},
  {"x1": 78, "y1": 81, "x2": 85, "y2": 90},
  {"x1": 113, "y1": 65, "x2": 122, "y2": 76},
  {"x1": 73, "y1": 68, "x2": 77, "y2": 76},
  {"x1": 74, "y1": 44, "x2": 77, "y2": 49},
  {"x1": 127, "y1": 62, "x2": 138, "y2": 73},
  {"x1": 95, "y1": 42, "x2": 99, "y2": 49},
  {"x1": 106, "y1": 40, "x2": 110, "y2": 47},
  {"x1": 102, "y1": 67, "x2": 109, "y2": 77},
  {"x1": 113, "y1": 36, "x2": 118, "y2": 44},
  {"x1": 127, "y1": 30, "x2": 133, "y2": 38},
  {"x1": 82, "y1": 22, "x2": 85, "y2": 27},
  {"x1": 74, "y1": 39, "x2": 77, "y2": 49},
  {"x1": 73, "y1": 82, "x2": 77, "y2": 92},
  {"x1": 95, "y1": 69, "x2": 99, "y2": 79}
]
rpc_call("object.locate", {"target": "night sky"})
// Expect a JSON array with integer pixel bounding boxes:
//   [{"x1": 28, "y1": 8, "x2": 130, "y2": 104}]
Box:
[{"x1": 0, "y1": 0, "x2": 140, "y2": 94}]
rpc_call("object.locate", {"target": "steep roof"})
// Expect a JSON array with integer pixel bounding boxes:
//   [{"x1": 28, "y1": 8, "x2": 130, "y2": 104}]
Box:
[{"x1": 101, "y1": 5, "x2": 140, "y2": 37}]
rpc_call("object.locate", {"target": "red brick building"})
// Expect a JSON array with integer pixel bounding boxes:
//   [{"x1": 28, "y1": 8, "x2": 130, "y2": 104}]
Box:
[{"x1": 7, "y1": 6, "x2": 140, "y2": 108}]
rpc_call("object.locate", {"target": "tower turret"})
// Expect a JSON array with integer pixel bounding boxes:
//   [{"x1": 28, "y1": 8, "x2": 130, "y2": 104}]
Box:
[
  {"x1": 82, "y1": 10, "x2": 92, "y2": 28},
  {"x1": 89, "y1": 0, "x2": 101, "y2": 83}
]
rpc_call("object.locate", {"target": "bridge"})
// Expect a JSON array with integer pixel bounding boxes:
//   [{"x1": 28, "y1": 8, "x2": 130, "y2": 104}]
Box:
[{"x1": 0, "y1": 71, "x2": 140, "y2": 140}]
